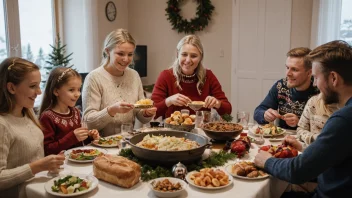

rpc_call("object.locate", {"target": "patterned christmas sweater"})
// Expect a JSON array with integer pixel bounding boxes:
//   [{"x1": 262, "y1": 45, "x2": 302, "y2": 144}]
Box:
[
  {"x1": 254, "y1": 78, "x2": 319, "y2": 129},
  {"x1": 40, "y1": 107, "x2": 88, "y2": 155}
]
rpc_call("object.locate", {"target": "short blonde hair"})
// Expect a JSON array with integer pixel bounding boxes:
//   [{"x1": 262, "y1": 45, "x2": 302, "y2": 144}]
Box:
[
  {"x1": 286, "y1": 47, "x2": 312, "y2": 70},
  {"x1": 171, "y1": 35, "x2": 206, "y2": 95},
  {"x1": 100, "y1": 29, "x2": 136, "y2": 68}
]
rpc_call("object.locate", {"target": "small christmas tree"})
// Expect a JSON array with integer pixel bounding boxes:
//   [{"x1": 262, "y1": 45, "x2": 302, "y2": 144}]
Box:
[{"x1": 45, "y1": 33, "x2": 74, "y2": 70}]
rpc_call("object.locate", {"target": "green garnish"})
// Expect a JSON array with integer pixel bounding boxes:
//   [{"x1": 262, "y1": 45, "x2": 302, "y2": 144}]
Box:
[{"x1": 119, "y1": 148, "x2": 236, "y2": 181}]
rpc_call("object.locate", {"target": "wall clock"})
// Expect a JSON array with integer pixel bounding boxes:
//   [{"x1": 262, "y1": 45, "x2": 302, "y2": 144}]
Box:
[{"x1": 105, "y1": 1, "x2": 116, "y2": 22}]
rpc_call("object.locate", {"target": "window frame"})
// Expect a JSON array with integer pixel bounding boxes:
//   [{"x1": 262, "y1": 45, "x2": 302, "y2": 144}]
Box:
[{"x1": 2, "y1": 0, "x2": 56, "y2": 58}]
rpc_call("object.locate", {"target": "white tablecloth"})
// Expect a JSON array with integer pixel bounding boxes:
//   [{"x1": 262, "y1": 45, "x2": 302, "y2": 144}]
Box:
[{"x1": 24, "y1": 129, "x2": 288, "y2": 198}]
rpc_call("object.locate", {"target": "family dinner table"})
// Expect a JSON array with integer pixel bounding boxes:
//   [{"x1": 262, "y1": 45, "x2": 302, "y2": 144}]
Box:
[{"x1": 24, "y1": 128, "x2": 291, "y2": 198}]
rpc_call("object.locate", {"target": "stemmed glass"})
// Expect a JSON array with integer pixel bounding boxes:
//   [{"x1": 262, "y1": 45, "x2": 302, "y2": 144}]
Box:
[
  {"x1": 188, "y1": 103, "x2": 204, "y2": 128},
  {"x1": 81, "y1": 118, "x2": 88, "y2": 147}
]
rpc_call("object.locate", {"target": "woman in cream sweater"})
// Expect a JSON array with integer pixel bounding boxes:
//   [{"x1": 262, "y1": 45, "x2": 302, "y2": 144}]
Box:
[
  {"x1": 297, "y1": 93, "x2": 339, "y2": 145},
  {"x1": 82, "y1": 29, "x2": 157, "y2": 137},
  {"x1": 0, "y1": 58, "x2": 65, "y2": 197}
]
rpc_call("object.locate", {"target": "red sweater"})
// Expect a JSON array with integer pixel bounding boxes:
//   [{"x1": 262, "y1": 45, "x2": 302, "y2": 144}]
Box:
[
  {"x1": 40, "y1": 107, "x2": 83, "y2": 155},
  {"x1": 151, "y1": 69, "x2": 232, "y2": 118}
]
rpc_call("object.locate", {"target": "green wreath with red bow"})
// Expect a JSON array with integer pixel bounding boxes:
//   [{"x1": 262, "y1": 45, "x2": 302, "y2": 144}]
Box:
[{"x1": 165, "y1": 0, "x2": 215, "y2": 34}]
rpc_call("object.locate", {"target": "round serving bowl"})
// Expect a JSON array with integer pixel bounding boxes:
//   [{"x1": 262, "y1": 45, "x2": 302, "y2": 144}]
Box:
[
  {"x1": 164, "y1": 123, "x2": 195, "y2": 132},
  {"x1": 149, "y1": 177, "x2": 187, "y2": 198},
  {"x1": 202, "y1": 122, "x2": 243, "y2": 141}
]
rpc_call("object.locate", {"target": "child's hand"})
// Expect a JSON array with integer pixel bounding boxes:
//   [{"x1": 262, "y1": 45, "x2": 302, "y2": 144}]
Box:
[
  {"x1": 89, "y1": 129, "x2": 100, "y2": 140},
  {"x1": 73, "y1": 127, "x2": 89, "y2": 142}
]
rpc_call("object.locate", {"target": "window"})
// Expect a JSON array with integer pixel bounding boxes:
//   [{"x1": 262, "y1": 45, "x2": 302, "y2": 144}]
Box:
[
  {"x1": 1, "y1": 0, "x2": 55, "y2": 69},
  {"x1": 0, "y1": 0, "x2": 7, "y2": 62},
  {"x1": 340, "y1": 0, "x2": 352, "y2": 45},
  {"x1": 311, "y1": 0, "x2": 352, "y2": 47}
]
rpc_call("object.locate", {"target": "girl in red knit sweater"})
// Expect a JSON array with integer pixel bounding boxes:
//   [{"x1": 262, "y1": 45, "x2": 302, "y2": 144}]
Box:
[{"x1": 39, "y1": 67, "x2": 99, "y2": 155}]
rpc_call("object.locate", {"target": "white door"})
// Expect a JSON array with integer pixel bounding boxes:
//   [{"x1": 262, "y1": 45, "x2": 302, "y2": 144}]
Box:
[{"x1": 231, "y1": 0, "x2": 292, "y2": 123}]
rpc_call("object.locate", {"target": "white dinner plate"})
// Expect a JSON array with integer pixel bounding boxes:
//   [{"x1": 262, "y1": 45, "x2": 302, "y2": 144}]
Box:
[
  {"x1": 91, "y1": 135, "x2": 122, "y2": 148},
  {"x1": 225, "y1": 163, "x2": 269, "y2": 180},
  {"x1": 44, "y1": 174, "x2": 98, "y2": 197},
  {"x1": 185, "y1": 170, "x2": 233, "y2": 190},
  {"x1": 248, "y1": 125, "x2": 286, "y2": 137},
  {"x1": 64, "y1": 146, "x2": 107, "y2": 163}
]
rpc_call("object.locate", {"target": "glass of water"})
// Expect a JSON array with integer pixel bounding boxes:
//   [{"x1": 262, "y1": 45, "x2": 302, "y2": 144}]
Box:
[
  {"x1": 237, "y1": 111, "x2": 250, "y2": 129},
  {"x1": 121, "y1": 123, "x2": 133, "y2": 137}
]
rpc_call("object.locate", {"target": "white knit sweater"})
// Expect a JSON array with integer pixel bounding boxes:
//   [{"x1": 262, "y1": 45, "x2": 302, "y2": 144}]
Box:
[
  {"x1": 0, "y1": 114, "x2": 44, "y2": 197},
  {"x1": 82, "y1": 66, "x2": 152, "y2": 137},
  {"x1": 297, "y1": 95, "x2": 339, "y2": 145}
]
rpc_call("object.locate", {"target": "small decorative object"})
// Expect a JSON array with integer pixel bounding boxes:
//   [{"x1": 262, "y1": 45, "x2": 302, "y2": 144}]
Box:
[
  {"x1": 172, "y1": 162, "x2": 188, "y2": 180},
  {"x1": 105, "y1": 1, "x2": 116, "y2": 22},
  {"x1": 165, "y1": 0, "x2": 215, "y2": 34},
  {"x1": 230, "y1": 133, "x2": 251, "y2": 158}
]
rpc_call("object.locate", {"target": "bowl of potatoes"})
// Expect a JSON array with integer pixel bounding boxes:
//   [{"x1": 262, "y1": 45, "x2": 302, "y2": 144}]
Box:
[{"x1": 164, "y1": 111, "x2": 196, "y2": 132}]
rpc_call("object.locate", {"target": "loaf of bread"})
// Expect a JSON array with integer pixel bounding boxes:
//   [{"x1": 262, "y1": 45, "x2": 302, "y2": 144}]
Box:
[{"x1": 93, "y1": 155, "x2": 141, "y2": 188}]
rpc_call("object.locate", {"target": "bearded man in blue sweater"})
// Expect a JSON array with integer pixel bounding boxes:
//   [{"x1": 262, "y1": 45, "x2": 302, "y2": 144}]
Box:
[
  {"x1": 255, "y1": 40, "x2": 352, "y2": 198},
  {"x1": 254, "y1": 47, "x2": 319, "y2": 130}
]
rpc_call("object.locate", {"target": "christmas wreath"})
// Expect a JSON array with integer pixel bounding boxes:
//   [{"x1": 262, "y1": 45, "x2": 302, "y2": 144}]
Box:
[{"x1": 165, "y1": 0, "x2": 215, "y2": 34}]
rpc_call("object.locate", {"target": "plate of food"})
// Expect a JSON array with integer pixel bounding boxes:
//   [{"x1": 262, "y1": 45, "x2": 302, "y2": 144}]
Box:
[
  {"x1": 149, "y1": 177, "x2": 187, "y2": 198},
  {"x1": 134, "y1": 99, "x2": 154, "y2": 109},
  {"x1": 45, "y1": 174, "x2": 98, "y2": 197},
  {"x1": 92, "y1": 135, "x2": 123, "y2": 148},
  {"x1": 225, "y1": 161, "x2": 269, "y2": 180},
  {"x1": 65, "y1": 146, "x2": 107, "y2": 163},
  {"x1": 249, "y1": 123, "x2": 286, "y2": 137},
  {"x1": 259, "y1": 144, "x2": 299, "y2": 158},
  {"x1": 185, "y1": 168, "x2": 233, "y2": 190}
]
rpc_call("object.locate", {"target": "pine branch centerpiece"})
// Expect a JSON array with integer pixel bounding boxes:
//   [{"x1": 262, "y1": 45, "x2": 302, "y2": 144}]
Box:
[{"x1": 119, "y1": 148, "x2": 236, "y2": 181}]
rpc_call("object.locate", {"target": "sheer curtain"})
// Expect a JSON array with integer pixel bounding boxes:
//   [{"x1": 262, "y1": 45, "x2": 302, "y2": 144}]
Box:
[{"x1": 310, "y1": 0, "x2": 342, "y2": 48}]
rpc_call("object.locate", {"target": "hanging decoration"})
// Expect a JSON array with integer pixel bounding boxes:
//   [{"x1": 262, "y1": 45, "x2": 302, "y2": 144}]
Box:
[{"x1": 165, "y1": 0, "x2": 215, "y2": 34}]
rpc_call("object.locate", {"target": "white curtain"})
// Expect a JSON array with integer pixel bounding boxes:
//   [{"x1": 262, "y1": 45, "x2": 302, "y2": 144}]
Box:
[{"x1": 310, "y1": 0, "x2": 342, "y2": 48}]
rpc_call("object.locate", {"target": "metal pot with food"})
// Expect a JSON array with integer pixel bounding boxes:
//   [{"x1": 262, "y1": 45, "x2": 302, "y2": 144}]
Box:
[
  {"x1": 202, "y1": 122, "x2": 243, "y2": 141},
  {"x1": 124, "y1": 130, "x2": 211, "y2": 165}
]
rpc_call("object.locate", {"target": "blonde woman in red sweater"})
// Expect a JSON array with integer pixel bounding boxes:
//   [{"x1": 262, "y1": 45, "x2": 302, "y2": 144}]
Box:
[{"x1": 152, "y1": 35, "x2": 232, "y2": 118}]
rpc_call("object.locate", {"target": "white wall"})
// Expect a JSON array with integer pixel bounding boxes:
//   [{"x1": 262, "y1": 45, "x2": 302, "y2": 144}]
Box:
[
  {"x1": 62, "y1": 0, "x2": 128, "y2": 73},
  {"x1": 61, "y1": 0, "x2": 313, "y2": 103}
]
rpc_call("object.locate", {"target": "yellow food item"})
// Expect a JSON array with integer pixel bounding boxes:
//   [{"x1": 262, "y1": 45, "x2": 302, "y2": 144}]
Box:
[{"x1": 135, "y1": 99, "x2": 153, "y2": 105}]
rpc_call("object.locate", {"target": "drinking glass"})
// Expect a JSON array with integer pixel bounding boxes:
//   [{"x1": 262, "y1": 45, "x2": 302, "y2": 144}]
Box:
[
  {"x1": 121, "y1": 123, "x2": 133, "y2": 137},
  {"x1": 81, "y1": 118, "x2": 89, "y2": 146},
  {"x1": 237, "y1": 111, "x2": 250, "y2": 129},
  {"x1": 195, "y1": 111, "x2": 203, "y2": 128}
]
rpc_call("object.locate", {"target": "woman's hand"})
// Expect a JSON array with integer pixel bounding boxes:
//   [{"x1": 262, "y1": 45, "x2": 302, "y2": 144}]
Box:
[
  {"x1": 88, "y1": 129, "x2": 100, "y2": 140},
  {"x1": 108, "y1": 102, "x2": 134, "y2": 116},
  {"x1": 165, "y1": 94, "x2": 192, "y2": 107},
  {"x1": 73, "y1": 127, "x2": 89, "y2": 142},
  {"x1": 30, "y1": 153, "x2": 65, "y2": 174},
  {"x1": 142, "y1": 107, "x2": 157, "y2": 117},
  {"x1": 204, "y1": 96, "x2": 221, "y2": 109}
]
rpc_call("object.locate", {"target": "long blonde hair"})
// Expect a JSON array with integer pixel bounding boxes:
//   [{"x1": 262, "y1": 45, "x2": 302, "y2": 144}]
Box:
[
  {"x1": 171, "y1": 35, "x2": 206, "y2": 95},
  {"x1": 315, "y1": 93, "x2": 337, "y2": 116},
  {"x1": 0, "y1": 57, "x2": 41, "y2": 129},
  {"x1": 100, "y1": 29, "x2": 136, "y2": 68}
]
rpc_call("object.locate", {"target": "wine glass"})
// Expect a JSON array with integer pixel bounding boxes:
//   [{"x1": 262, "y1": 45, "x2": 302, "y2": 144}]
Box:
[{"x1": 188, "y1": 102, "x2": 204, "y2": 128}]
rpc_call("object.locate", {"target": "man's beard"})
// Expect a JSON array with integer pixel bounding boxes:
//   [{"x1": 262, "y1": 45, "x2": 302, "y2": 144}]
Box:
[{"x1": 323, "y1": 88, "x2": 339, "y2": 105}]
